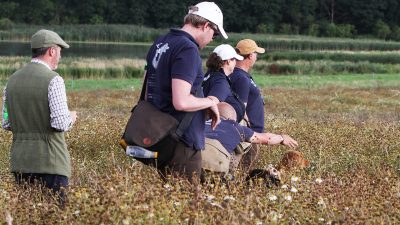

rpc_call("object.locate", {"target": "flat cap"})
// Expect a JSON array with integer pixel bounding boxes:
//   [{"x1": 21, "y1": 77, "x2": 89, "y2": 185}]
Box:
[{"x1": 31, "y1": 29, "x2": 69, "y2": 49}]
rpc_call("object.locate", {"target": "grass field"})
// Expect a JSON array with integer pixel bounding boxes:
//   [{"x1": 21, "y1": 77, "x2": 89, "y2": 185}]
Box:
[{"x1": 1, "y1": 84, "x2": 399, "y2": 224}]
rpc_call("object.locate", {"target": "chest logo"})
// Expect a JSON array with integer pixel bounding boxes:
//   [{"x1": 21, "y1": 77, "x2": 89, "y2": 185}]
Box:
[{"x1": 152, "y1": 43, "x2": 170, "y2": 69}]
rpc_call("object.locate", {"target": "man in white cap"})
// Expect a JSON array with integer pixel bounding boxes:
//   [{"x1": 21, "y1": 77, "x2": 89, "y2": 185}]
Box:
[
  {"x1": 1, "y1": 29, "x2": 77, "y2": 206},
  {"x1": 136, "y1": 2, "x2": 227, "y2": 182}
]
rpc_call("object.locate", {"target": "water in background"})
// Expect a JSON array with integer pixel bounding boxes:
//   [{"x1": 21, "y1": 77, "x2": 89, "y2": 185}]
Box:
[{"x1": 0, "y1": 41, "x2": 212, "y2": 59}]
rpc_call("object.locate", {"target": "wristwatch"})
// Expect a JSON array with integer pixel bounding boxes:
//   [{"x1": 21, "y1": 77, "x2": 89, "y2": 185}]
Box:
[{"x1": 279, "y1": 135, "x2": 284, "y2": 144}]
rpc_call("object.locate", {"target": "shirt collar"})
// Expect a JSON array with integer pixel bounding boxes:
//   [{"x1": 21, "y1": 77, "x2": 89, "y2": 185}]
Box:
[
  {"x1": 31, "y1": 58, "x2": 52, "y2": 71},
  {"x1": 170, "y1": 28, "x2": 199, "y2": 48}
]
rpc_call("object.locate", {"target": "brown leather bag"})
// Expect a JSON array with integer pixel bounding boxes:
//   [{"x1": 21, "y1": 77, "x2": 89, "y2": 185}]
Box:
[{"x1": 122, "y1": 100, "x2": 180, "y2": 167}]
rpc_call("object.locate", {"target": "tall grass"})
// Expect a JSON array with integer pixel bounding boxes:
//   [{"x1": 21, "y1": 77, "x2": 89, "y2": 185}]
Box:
[
  {"x1": 263, "y1": 51, "x2": 400, "y2": 64},
  {"x1": 0, "y1": 24, "x2": 166, "y2": 43},
  {"x1": 1, "y1": 88, "x2": 399, "y2": 223},
  {"x1": 0, "y1": 57, "x2": 146, "y2": 79},
  {"x1": 254, "y1": 60, "x2": 400, "y2": 75}
]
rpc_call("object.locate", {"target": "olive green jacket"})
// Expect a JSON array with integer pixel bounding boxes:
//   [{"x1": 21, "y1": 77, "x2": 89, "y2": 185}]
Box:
[{"x1": 6, "y1": 63, "x2": 71, "y2": 177}]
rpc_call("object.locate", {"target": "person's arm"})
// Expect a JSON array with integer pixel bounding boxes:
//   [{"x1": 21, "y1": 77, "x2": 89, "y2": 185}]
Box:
[
  {"x1": 1, "y1": 85, "x2": 11, "y2": 131},
  {"x1": 249, "y1": 132, "x2": 298, "y2": 148},
  {"x1": 48, "y1": 76, "x2": 77, "y2": 132},
  {"x1": 172, "y1": 78, "x2": 220, "y2": 129}
]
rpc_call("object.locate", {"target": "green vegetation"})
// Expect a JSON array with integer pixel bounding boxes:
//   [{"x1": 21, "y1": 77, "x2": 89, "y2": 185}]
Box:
[
  {"x1": 1, "y1": 0, "x2": 400, "y2": 40},
  {"x1": 3, "y1": 25, "x2": 400, "y2": 51},
  {"x1": 1, "y1": 88, "x2": 399, "y2": 223},
  {"x1": 263, "y1": 51, "x2": 400, "y2": 64}
]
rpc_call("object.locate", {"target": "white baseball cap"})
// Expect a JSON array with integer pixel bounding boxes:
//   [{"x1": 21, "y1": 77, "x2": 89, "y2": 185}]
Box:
[
  {"x1": 213, "y1": 44, "x2": 244, "y2": 61},
  {"x1": 188, "y1": 2, "x2": 228, "y2": 39}
]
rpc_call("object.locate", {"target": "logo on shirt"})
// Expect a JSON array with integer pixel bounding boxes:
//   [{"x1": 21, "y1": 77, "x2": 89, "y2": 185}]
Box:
[
  {"x1": 152, "y1": 43, "x2": 170, "y2": 69},
  {"x1": 250, "y1": 79, "x2": 257, "y2": 88}
]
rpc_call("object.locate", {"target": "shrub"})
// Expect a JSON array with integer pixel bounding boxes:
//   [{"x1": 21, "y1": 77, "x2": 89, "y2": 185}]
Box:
[
  {"x1": 374, "y1": 20, "x2": 391, "y2": 40},
  {"x1": 389, "y1": 25, "x2": 400, "y2": 41},
  {"x1": 0, "y1": 18, "x2": 13, "y2": 30}
]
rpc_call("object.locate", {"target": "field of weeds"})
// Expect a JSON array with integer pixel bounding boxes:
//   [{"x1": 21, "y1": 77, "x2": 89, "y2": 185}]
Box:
[{"x1": 1, "y1": 87, "x2": 400, "y2": 224}]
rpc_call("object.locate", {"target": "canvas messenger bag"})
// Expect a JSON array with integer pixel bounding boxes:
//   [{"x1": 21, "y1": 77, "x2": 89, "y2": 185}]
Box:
[{"x1": 121, "y1": 74, "x2": 201, "y2": 168}]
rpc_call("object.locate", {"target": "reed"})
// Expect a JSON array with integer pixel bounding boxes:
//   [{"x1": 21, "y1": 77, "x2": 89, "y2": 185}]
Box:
[
  {"x1": 262, "y1": 51, "x2": 400, "y2": 64},
  {"x1": 2, "y1": 24, "x2": 400, "y2": 51}
]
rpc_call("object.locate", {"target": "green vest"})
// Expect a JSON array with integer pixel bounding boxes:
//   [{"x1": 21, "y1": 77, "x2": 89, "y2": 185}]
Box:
[{"x1": 6, "y1": 63, "x2": 71, "y2": 177}]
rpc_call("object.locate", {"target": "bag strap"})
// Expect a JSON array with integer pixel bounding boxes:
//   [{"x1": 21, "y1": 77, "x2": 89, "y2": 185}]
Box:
[
  {"x1": 225, "y1": 76, "x2": 246, "y2": 113},
  {"x1": 140, "y1": 69, "x2": 201, "y2": 138}
]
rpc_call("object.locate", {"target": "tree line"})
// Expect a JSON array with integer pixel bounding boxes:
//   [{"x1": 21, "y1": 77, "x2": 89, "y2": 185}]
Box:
[{"x1": 1, "y1": 0, "x2": 400, "y2": 40}]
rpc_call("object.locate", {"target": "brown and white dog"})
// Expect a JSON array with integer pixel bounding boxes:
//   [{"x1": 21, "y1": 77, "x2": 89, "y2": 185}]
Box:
[{"x1": 246, "y1": 150, "x2": 310, "y2": 187}]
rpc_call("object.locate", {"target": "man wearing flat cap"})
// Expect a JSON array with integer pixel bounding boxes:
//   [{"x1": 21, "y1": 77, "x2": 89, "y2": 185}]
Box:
[{"x1": 1, "y1": 29, "x2": 77, "y2": 205}]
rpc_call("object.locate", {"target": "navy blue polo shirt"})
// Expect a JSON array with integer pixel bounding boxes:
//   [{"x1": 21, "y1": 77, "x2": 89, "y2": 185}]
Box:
[
  {"x1": 205, "y1": 120, "x2": 254, "y2": 154},
  {"x1": 203, "y1": 70, "x2": 245, "y2": 122},
  {"x1": 230, "y1": 67, "x2": 265, "y2": 132},
  {"x1": 145, "y1": 29, "x2": 205, "y2": 150}
]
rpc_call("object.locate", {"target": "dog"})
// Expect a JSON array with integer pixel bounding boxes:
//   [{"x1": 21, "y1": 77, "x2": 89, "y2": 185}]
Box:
[
  {"x1": 246, "y1": 164, "x2": 281, "y2": 188},
  {"x1": 277, "y1": 150, "x2": 310, "y2": 172}
]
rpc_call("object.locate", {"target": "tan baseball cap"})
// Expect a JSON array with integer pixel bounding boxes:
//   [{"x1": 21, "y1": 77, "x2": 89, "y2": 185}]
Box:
[
  {"x1": 31, "y1": 29, "x2": 70, "y2": 49},
  {"x1": 236, "y1": 39, "x2": 265, "y2": 55},
  {"x1": 188, "y1": 2, "x2": 228, "y2": 39}
]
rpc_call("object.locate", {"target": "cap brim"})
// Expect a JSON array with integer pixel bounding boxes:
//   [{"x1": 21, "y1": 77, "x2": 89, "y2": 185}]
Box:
[
  {"x1": 60, "y1": 41, "x2": 70, "y2": 49},
  {"x1": 217, "y1": 24, "x2": 228, "y2": 39},
  {"x1": 255, "y1": 47, "x2": 265, "y2": 54},
  {"x1": 234, "y1": 54, "x2": 244, "y2": 60}
]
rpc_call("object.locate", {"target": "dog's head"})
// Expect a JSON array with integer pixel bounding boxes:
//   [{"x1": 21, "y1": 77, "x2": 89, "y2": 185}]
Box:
[
  {"x1": 277, "y1": 150, "x2": 310, "y2": 172},
  {"x1": 246, "y1": 165, "x2": 281, "y2": 188}
]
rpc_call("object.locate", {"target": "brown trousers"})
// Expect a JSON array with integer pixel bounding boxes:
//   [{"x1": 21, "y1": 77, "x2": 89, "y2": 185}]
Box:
[
  {"x1": 158, "y1": 141, "x2": 201, "y2": 183},
  {"x1": 239, "y1": 143, "x2": 260, "y2": 173}
]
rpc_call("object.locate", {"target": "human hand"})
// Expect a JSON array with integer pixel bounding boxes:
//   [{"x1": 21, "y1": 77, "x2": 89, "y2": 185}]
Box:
[
  {"x1": 207, "y1": 105, "x2": 220, "y2": 130},
  {"x1": 281, "y1": 134, "x2": 298, "y2": 148},
  {"x1": 70, "y1": 111, "x2": 77, "y2": 125}
]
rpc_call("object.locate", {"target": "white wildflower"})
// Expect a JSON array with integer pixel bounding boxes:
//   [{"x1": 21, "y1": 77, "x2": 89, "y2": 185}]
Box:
[
  {"x1": 173, "y1": 201, "x2": 181, "y2": 207},
  {"x1": 281, "y1": 184, "x2": 288, "y2": 189},
  {"x1": 317, "y1": 197, "x2": 326, "y2": 208},
  {"x1": 163, "y1": 184, "x2": 172, "y2": 191},
  {"x1": 315, "y1": 178, "x2": 323, "y2": 184},
  {"x1": 284, "y1": 194, "x2": 292, "y2": 202},
  {"x1": 319, "y1": 218, "x2": 325, "y2": 222},
  {"x1": 223, "y1": 195, "x2": 235, "y2": 201},
  {"x1": 268, "y1": 194, "x2": 278, "y2": 201},
  {"x1": 269, "y1": 211, "x2": 283, "y2": 222},
  {"x1": 122, "y1": 218, "x2": 130, "y2": 225},
  {"x1": 73, "y1": 210, "x2": 80, "y2": 216},
  {"x1": 291, "y1": 176, "x2": 299, "y2": 183},
  {"x1": 290, "y1": 187, "x2": 298, "y2": 193},
  {"x1": 205, "y1": 194, "x2": 215, "y2": 202},
  {"x1": 256, "y1": 221, "x2": 263, "y2": 225}
]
